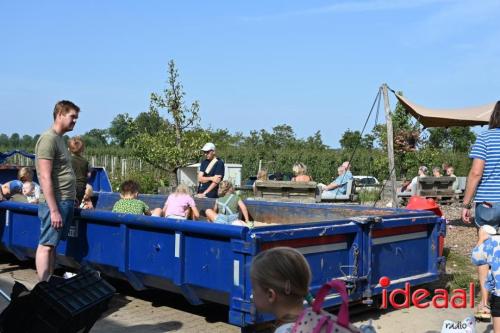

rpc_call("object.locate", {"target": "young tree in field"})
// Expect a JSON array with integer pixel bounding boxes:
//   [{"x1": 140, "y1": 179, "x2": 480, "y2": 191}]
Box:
[{"x1": 128, "y1": 60, "x2": 209, "y2": 187}]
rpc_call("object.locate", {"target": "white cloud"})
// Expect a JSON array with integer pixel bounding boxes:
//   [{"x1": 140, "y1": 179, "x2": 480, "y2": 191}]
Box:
[{"x1": 240, "y1": 0, "x2": 456, "y2": 22}]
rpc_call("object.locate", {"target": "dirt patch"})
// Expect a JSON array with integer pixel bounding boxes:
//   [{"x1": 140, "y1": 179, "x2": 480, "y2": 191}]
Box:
[{"x1": 440, "y1": 204, "x2": 478, "y2": 258}]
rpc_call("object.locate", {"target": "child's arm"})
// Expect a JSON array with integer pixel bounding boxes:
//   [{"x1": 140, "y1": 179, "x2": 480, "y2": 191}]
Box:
[
  {"x1": 112, "y1": 201, "x2": 120, "y2": 213},
  {"x1": 238, "y1": 200, "x2": 250, "y2": 222},
  {"x1": 190, "y1": 206, "x2": 200, "y2": 220},
  {"x1": 144, "y1": 202, "x2": 152, "y2": 216}
]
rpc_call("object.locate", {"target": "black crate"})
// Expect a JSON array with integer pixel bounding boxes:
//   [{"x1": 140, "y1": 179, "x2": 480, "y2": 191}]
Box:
[{"x1": 29, "y1": 266, "x2": 115, "y2": 333}]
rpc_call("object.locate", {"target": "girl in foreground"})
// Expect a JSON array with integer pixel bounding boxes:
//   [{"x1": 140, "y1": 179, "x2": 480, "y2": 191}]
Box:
[{"x1": 250, "y1": 247, "x2": 311, "y2": 333}]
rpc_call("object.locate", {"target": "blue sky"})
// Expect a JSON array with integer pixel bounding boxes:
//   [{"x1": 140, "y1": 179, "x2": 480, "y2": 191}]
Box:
[{"x1": 1, "y1": 0, "x2": 499, "y2": 147}]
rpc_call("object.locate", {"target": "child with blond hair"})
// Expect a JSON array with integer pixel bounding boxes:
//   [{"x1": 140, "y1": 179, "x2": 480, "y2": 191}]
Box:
[
  {"x1": 251, "y1": 247, "x2": 312, "y2": 333},
  {"x1": 205, "y1": 180, "x2": 250, "y2": 225},
  {"x1": 68, "y1": 136, "x2": 90, "y2": 204},
  {"x1": 162, "y1": 184, "x2": 200, "y2": 220},
  {"x1": 22, "y1": 181, "x2": 38, "y2": 204},
  {"x1": 79, "y1": 184, "x2": 94, "y2": 210}
]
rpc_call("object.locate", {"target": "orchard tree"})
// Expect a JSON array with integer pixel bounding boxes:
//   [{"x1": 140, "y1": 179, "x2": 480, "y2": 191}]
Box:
[
  {"x1": 0, "y1": 134, "x2": 9, "y2": 147},
  {"x1": 426, "y1": 127, "x2": 475, "y2": 152},
  {"x1": 207, "y1": 128, "x2": 244, "y2": 150},
  {"x1": 82, "y1": 129, "x2": 109, "y2": 147},
  {"x1": 305, "y1": 131, "x2": 327, "y2": 150},
  {"x1": 449, "y1": 127, "x2": 476, "y2": 152},
  {"x1": 10, "y1": 133, "x2": 20, "y2": 147},
  {"x1": 271, "y1": 124, "x2": 297, "y2": 148},
  {"x1": 340, "y1": 130, "x2": 362, "y2": 150},
  {"x1": 128, "y1": 60, "x2": 209, "y2": 187},
  {"x1": 339, "y1": 130, "x2": 374, "y2": 150},
  {"x1": 134, "y1": 110, "x2": 168, "y2": 135},
  {"x1": 20, "y1": 135, "x2": 33, "y2": 148},
  {"x1": 109, "y1": 113, "x2": 135, "y2": 147}
]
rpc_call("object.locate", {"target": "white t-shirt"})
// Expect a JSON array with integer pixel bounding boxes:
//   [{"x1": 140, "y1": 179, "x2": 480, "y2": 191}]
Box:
[
  {"x1": 408, "y1": 175, "x2": 425, "y2": 193},
  {"x1": 275, "y1": 323, "x2": 294, "y2": 333}
]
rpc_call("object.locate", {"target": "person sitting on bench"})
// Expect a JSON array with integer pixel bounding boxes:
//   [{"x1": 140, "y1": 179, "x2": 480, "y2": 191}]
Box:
[
  {"x1": 320, "y1": 162, "x2": 353, "y2": 199},
  {"x1": 406, "y1": 165, "x2": 428, "y2": 193},
  {"x1": 291, "y1": 162, "x2": 313, "y2": 182}
]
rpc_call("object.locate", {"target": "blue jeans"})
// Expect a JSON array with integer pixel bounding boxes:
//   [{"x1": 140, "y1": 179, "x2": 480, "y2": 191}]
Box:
[
  {"x1": 475, "y1": 202, "x2": 500, "y2": 228},
  {"x1": 38, "y1": 200, "x2": 74, "y2": 246}
]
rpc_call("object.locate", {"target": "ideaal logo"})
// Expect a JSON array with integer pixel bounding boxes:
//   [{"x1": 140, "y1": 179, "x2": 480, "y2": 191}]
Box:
[{"x1": 379, "y1": 276, "x2": 475, "y2": 309}]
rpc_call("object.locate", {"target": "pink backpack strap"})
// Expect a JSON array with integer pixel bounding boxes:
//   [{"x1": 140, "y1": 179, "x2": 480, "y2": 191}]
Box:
[
  {"x1": 312, "y1": 279, "x2": 350, "y2": 328},
  {"x1": 326, "y1": 319, "x2": 334, "y2": 333},
  {"x1": 313, "y1": 316, "x2": 329, "y2": 333}
]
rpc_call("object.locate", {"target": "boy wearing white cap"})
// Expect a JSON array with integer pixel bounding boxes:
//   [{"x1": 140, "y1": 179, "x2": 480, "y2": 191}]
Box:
[{"x1": 197, "y1": 142, "x2": 225, "y2": 198}]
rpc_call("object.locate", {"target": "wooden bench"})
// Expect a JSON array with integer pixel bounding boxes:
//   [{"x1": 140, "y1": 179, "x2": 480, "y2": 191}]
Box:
[
  {"x1": 253, "y1": 180, "x2": 320, "y2": 203},
  {"x1": 397, "y1": 176, "x2": 456, "y2": 203}
]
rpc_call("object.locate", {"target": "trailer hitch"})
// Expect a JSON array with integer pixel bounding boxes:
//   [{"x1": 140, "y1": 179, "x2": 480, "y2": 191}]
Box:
[{"x1": 339, "y1": 245, "x2": 365, "y2": 296}]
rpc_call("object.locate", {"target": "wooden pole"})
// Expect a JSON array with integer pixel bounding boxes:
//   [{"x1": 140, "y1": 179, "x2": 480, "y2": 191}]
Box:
[{"x1": 382, "y1": 84, "x2": 398, "y2": 208}]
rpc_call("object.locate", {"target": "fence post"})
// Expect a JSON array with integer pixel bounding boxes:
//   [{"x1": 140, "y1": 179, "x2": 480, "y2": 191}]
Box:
[{"x1": 121, "y1": 159, "x2": 127, "y2": 178}]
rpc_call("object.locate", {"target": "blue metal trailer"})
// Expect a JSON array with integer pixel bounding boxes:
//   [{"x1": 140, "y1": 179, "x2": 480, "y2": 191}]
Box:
[
  {"x1": 0, "y1": 192, "x2": 445, "y2": 329},
  {"x1": 0, "y1": 160, "x2": 445, "y2": 329}
]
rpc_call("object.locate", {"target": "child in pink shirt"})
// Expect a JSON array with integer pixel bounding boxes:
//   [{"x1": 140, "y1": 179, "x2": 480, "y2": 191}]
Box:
[{"x1": 163, "y1": 184, "x2": 200, "y2": 220}]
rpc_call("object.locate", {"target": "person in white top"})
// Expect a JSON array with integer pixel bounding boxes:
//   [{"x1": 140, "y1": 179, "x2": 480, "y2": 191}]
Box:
[{"x1": 406, "y1": 165, "x2": 428, "y2": 193}]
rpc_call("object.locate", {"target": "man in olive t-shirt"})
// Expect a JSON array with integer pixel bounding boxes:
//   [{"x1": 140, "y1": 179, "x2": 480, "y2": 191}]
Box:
[{"x1": 35, "y1": 100, "x2": 80, "y2": 281}]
